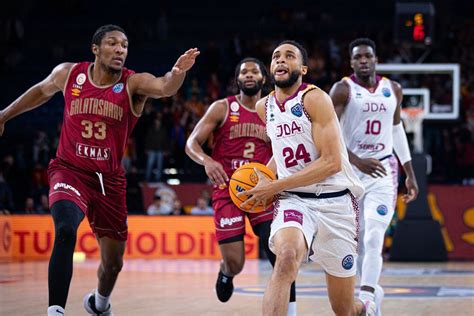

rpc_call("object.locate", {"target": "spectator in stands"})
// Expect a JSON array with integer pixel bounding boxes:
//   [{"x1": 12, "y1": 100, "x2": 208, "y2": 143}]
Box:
[
  {"x1": 190, "y1": 197, "x2": 213, "y2": 215},
  {"x1": 171, "y1": 199, "x2": 185, "y2": 215},
  {"x1": 33, "y1": 129, "x2": 50, "y2": 166},
  {"x1": 144, "y1": 112, "x2": 168, "y2": 182},
  {"x1": 147, "y1": 195, "x2": 170, "y2": 215},
  {"x1": 154, "y1": 183, "x2": 176, "y2": 214},
  {"x1": 0, "y1": 166, "x2": 13, "y2": 214}
]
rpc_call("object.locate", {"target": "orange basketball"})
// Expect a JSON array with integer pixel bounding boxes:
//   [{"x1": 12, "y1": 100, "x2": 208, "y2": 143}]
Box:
[{"x1": 229, "y1": 162, "x2": 277, "y2": 213}]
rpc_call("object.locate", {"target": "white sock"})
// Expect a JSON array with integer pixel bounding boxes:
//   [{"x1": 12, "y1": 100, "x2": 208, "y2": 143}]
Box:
[
  {"x1": 95, "y1": 290, "x2": 110, "y2": 312},
  {"x1": 287, "y1": 301, "x2": 297, "y2": 316},
  {"x1": 359, "y1": 289, "x2": 375, "y2": 303},
  {"x1": 47, "y1": 305, "x2": 65, "y2": 316}
]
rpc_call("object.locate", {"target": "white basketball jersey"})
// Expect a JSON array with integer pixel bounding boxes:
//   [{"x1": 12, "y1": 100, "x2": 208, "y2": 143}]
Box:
[
  {"x1": 340, "y1": 75, "x2": 397, "y2": 159},
  {"x1": 265, "y1": 83, "x2": 364, "y2": 198}
]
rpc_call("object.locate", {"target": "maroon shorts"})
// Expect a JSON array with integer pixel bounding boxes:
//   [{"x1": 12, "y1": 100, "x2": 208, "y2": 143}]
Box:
[
  {"x1": 213, "y1": 197, "x2": 274, "y2": 242},
  {"x1": 48, "y1": 159, "x2": 128, "y2": 241}
]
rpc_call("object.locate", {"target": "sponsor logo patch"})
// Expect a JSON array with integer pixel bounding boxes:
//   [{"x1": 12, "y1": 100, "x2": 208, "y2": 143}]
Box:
[
  {"x1": 220, "y1": 215, "x2": 243, "y2": 228},
  {"x1": 230, "y1": 101, "x2": 239, "y2": 112},
  {"x1": 76, "y1": 73, "x2": 86, "y2": 85},
  {"x1": 382, "y1": 87, "x2": 391, "y2": 97},
  {"x1": 283, "y1": 210, "x2": 303, "y2": 225},
  {"x1": 112, "y1": 83, "x2": 124, "y2": 93},
  {"x1": 53, "y1": 182, "x2": 81, "y2": 196},
  {"x1": 76, "y1": 143, "x2": 111, "y2": 160},
  {"x1": 342, "y1": 254, "x2": 354, "y2": 270},
  {"x1": 291, "y1": 103, "x2": 303, "y2": 117},
  {"x1": 377, "y1": 204, "x2": 388, "y2": 215},
  {"x1": 71, "y1": 88, "x2": 81, "y2": 97},
  {"x1": 357, "y1": 142, "x2": 386, "y2": 152}
]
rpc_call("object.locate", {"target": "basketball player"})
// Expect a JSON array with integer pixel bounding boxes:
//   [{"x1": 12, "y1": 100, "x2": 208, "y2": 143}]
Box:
[
  {"x1": 239, "y1": 41, "x2": 370, "y2": 315},
  {"x1": 185, "y1": 58, "x2": 297, "y2": 315},
  {"x1": 0, "y1": 25, "x2": 199, "y2": 316},
  {"x1": 329, "y1": 38, "x2": 419, "y2": 315}
]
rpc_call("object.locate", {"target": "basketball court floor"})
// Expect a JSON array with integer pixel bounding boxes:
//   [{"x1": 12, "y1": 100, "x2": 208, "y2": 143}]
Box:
[{"x1": 1, "y1": 259, "x2": 473, "y2": 315}]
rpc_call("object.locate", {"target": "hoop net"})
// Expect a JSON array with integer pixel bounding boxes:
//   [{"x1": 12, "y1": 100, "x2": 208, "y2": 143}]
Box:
[
  {"x1": 401, "y1": 108, "x2": 424, "y2": 133},
  {"x1": 401, "y1": 108, "x2": 424, "y2": 153}
]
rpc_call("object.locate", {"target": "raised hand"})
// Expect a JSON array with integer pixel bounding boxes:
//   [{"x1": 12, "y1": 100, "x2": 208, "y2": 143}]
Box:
[{"x1": 171, "y1": 48, "x2": 200, "y2": 75}]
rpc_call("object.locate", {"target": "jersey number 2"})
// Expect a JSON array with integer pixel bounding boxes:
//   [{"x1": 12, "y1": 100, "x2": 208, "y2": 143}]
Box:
[
  {"x1": 243, "y1": 142, "x2": 255, "y2": 158},
  {"x1": 81, "y1": 120, "x2": 106, "y2": 140}
]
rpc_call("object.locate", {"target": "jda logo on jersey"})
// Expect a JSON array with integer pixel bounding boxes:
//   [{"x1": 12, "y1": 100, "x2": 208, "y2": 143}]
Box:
[
  {"x1": 291, "y1": 103, "x2": 303, "y2": 117},
  {"x1": 382, "y1": 87, "x2": 391, "y2": 97},
  {"x1": 342, "y1": 254, "x2": 354, "y2": 270},
  {"x1": 113, "y1": 83, "x2": 124, "y2": 93},
  {"x1": 377, "y1": 204, "x2": 388, "y2": 215}
]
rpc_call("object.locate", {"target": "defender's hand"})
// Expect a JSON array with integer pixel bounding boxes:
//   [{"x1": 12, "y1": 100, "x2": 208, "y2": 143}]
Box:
[
  {"x1": 204, "y1": 157, "x2": 228, "y2": 187},
  {"x1": 171, "y1": 48, "x2": 200, "y2": 75}
]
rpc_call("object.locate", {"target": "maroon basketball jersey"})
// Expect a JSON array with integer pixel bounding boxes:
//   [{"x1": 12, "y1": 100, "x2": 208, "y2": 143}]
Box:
[
  {"x1": 56, "y1": 62, "x2": 139, "y2": 174},
  {"x1": 211, "y1": 95, "x2": 272, "y2": 199}
]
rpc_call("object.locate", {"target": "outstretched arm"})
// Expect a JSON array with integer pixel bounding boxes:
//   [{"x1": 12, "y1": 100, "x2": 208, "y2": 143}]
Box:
[
  {"x1": 391, "y1": 80, "x2": 418, "y2": 203},
  {"x1": 0, "y1": 62, "x2": 72, "y2": 136},
  {"x1": 129, "y1": 48, "x2": 200, "y2": 100}
]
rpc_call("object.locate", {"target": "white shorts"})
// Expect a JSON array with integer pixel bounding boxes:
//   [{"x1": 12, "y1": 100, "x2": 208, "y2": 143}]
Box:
[
  {"x1": 356, "y1": 155, "x2": 398, "y2": 227},
  {"x1": 269, "y1": 192, "x2": 359, "y2": 277}
]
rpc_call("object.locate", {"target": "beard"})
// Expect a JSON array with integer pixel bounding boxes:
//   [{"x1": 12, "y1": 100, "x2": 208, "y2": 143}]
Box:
[
  {"x1": 237, "y1": 79, "x2": 263, "y2": 96},
  {"x1": 272, "y1": 70, "x2": 300, "y2": 88}
]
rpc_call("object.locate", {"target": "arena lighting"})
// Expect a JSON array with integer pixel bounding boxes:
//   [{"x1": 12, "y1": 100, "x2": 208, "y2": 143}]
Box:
[
  {"x1": 167, "y1": 179, "x2": 181, "y2": 185},
  {"x1": 164, "y1": 168, "x2": 178, "y2": 175}
]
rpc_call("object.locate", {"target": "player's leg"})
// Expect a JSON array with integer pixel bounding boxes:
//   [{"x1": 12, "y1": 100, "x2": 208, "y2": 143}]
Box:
[
  {"x1": 263, "y1": 227, "x2": 306, "y2": 316},
  {"x1": 359, "y1": 157, "x2": 397, "y2": 315},
  {"x1": 253, "y1": 220, "x2": 297, "y2": 315},
  {"x1": 48, "y1": 200, "x2": 85, "y2": 316},
  {"x1": 84, "y1": 236, "x2": 125, "y2": 314},
  {"x1": 311, "y1": 194, "x2": 367, "y2": 315},
  {"x1": 216, "y1": 237, "x2": 245, "y2": 302},
  {"x1": 84, "y1": 176, "x2": 128, "y2": 315},
  {"x1": 359, "y1": 215, "x2": 388, "y2": 315},
  {"x1": 213, "y1": 198, "x2": 248, "y2": 302},
  {"x1": 326, "y1": 274, "x2": 365, "y2": 315}
]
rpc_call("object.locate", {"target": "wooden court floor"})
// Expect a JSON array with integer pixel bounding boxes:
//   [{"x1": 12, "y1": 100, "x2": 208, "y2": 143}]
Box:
[{"x1": 1, "y1": 259, "x2": 473, "y2": 315}]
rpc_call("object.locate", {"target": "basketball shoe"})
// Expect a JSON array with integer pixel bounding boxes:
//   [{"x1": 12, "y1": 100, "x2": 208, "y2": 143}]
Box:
[
  {"x1": 215, "y1": 270, "x2": 234, "y2": 302},
  {"x1": 374, "y1": 284, "x2": 384, "y2": 316},
  {"x1": 358, "y1": 290, "x2": 376, "y2": 316},
  {"x1": 83, "y1": 290, "x2": 113, "y2": 315}
]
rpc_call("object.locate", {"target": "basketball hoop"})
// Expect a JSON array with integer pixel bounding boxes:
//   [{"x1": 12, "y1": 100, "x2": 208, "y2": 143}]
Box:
[{"x1": 401, "y1": 108, "x2": 424, "y2": 153}]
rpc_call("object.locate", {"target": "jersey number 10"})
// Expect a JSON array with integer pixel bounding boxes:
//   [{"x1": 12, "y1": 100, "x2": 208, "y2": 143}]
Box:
[{"x1": 365, "y1": 119, "x2": 381, "y2": 135}]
